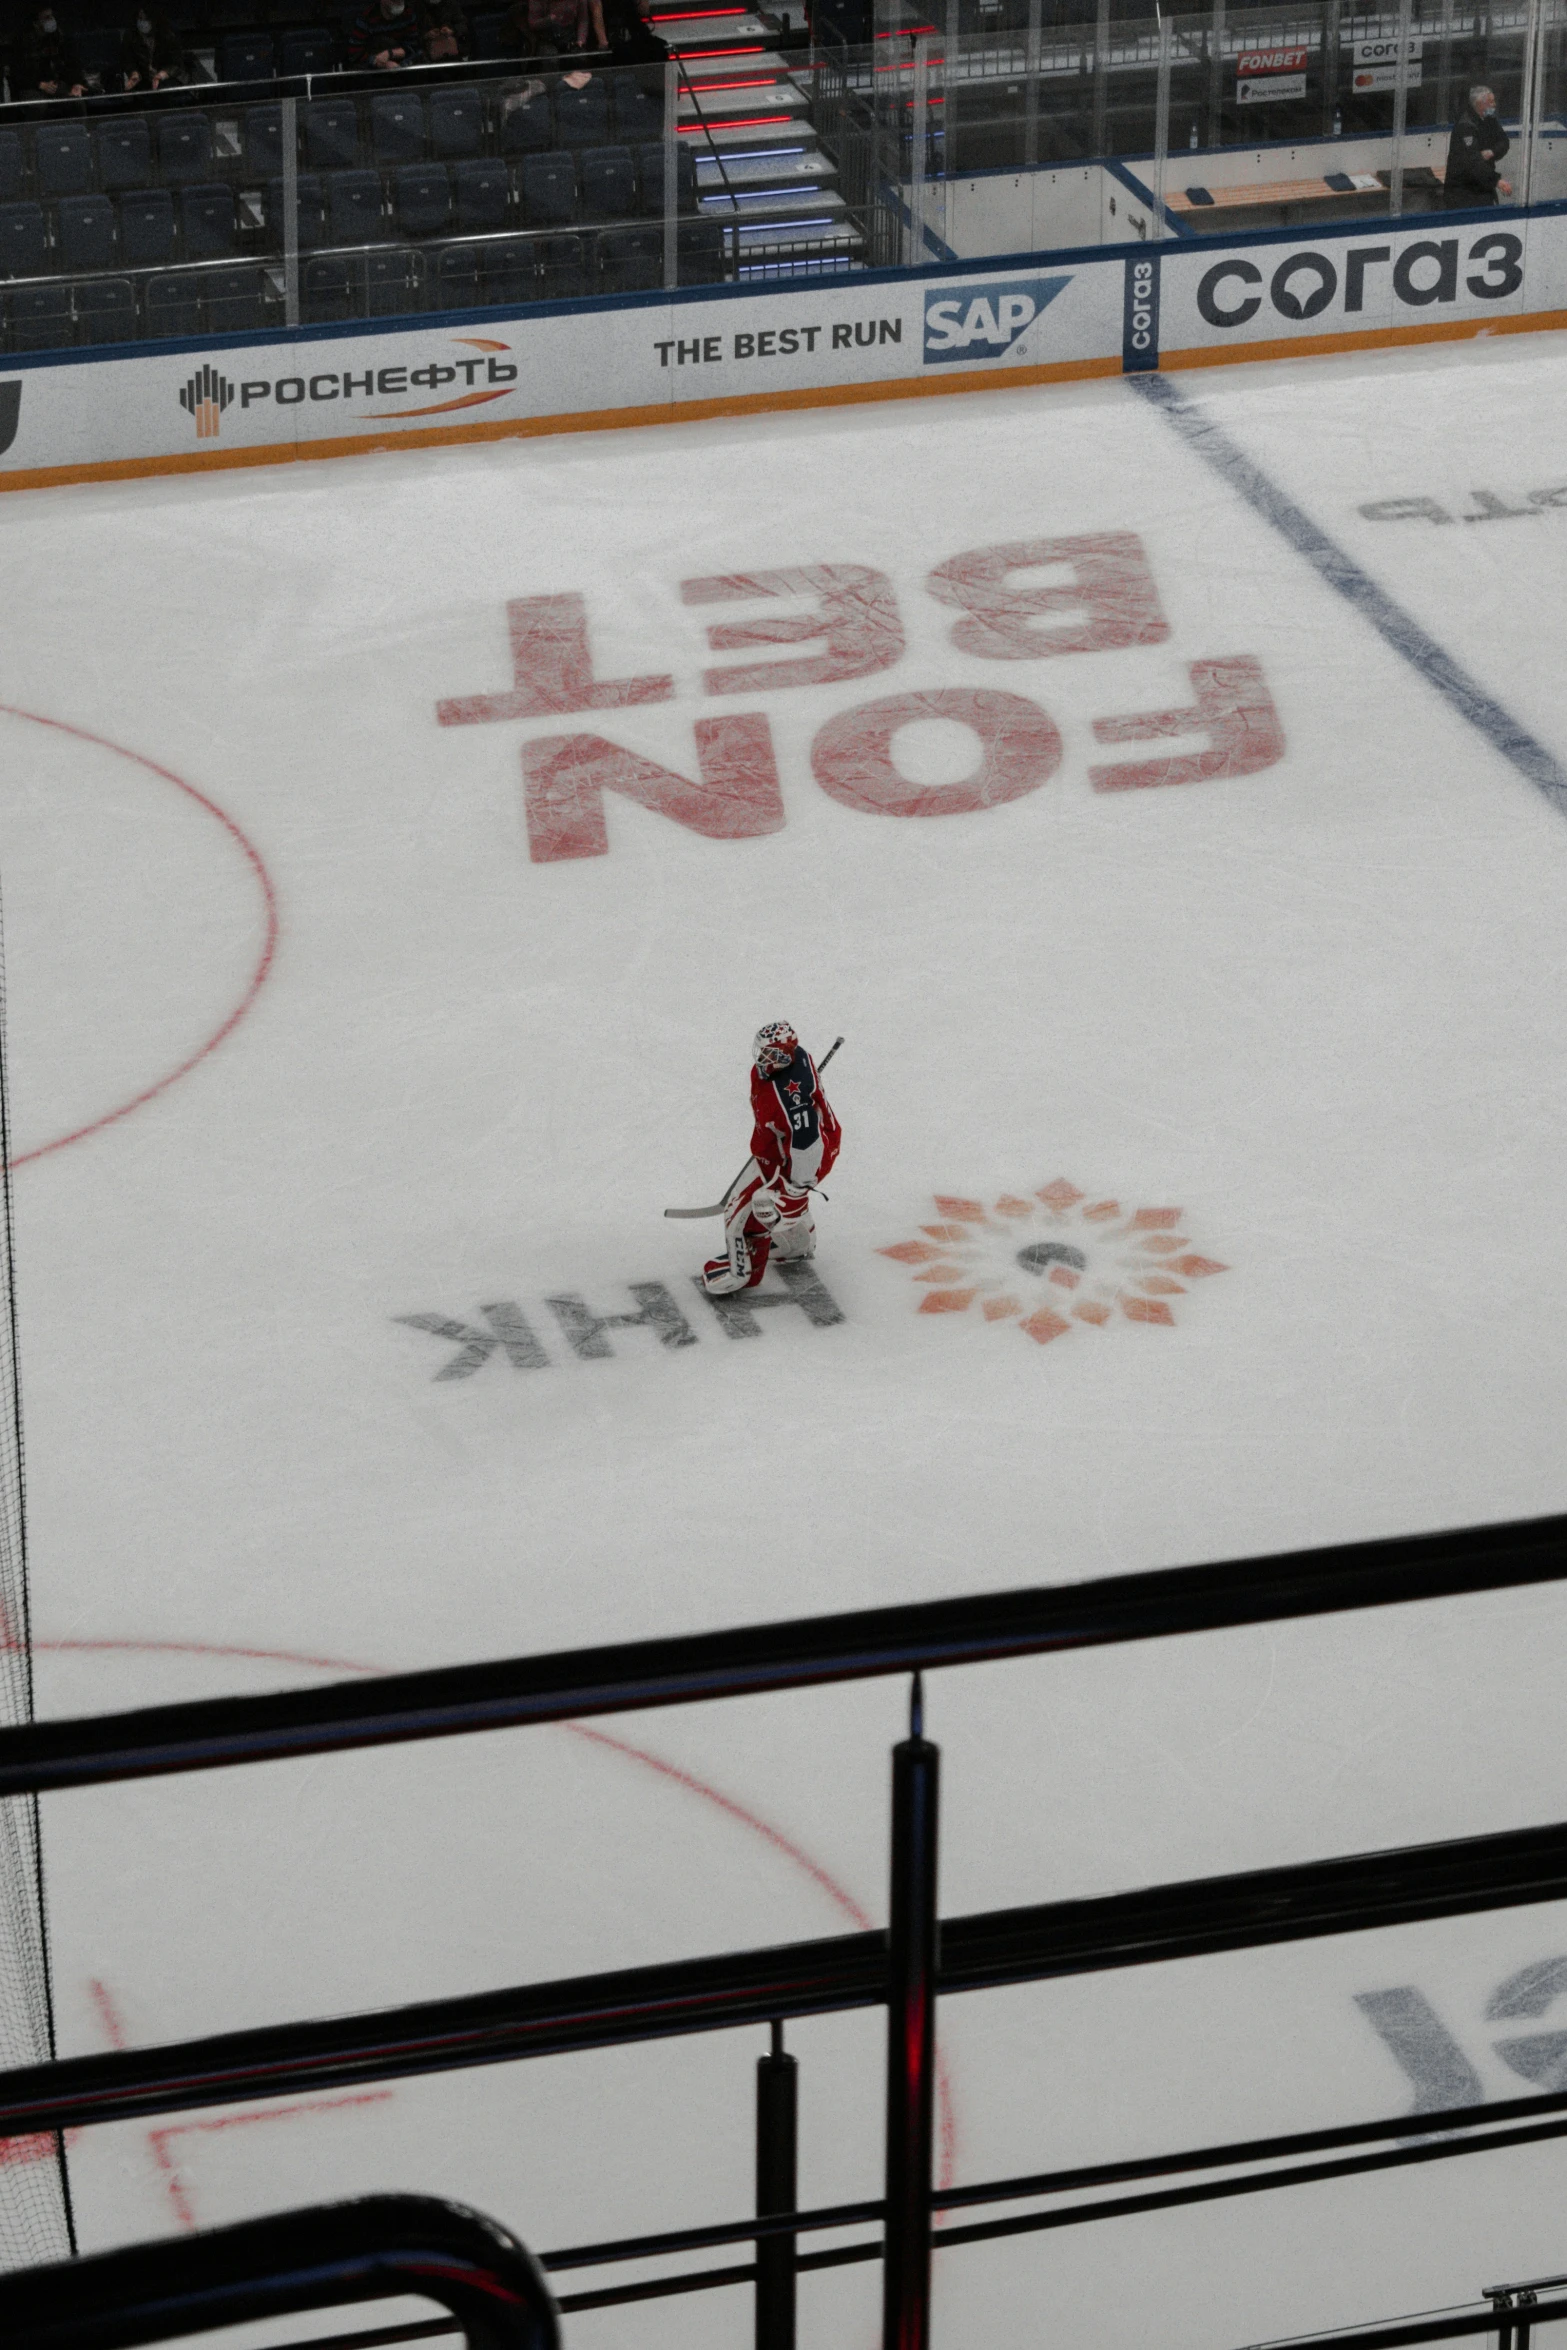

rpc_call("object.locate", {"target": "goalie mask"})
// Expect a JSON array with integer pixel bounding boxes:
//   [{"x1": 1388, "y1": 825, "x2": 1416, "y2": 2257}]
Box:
[{"x1": 753, "y1": 1021, "x2": 798, "y2": 1076}]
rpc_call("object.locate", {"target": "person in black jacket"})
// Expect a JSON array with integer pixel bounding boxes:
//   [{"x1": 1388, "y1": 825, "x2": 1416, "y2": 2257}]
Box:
[
  {"x1": 1444, "y1": 85, "x2": 1513, "y2": 207},
  {"x1": 10, "y1": 2, "x2": 85, "y2": 94},
  {"x1": 117, "y1": 6, "x2": 185, "y2": 88}
]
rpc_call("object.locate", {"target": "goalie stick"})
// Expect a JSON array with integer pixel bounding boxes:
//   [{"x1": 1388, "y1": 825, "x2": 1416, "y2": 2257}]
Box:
[{"x1": 663, "y1": 1036, "x2": 844, "y2": 1219}]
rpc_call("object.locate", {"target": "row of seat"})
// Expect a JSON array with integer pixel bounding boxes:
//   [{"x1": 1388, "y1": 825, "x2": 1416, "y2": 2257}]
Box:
[
  {"x1": 0, "y1": 219, "x2": 726, "y2": 346},
  {"x1": 0, "y1": 78, "x2": 666, "y2": 200},
  {"x1": 0, "y1": 141, "x2": 693, "y2": 270},
  {"x1": 0, "y1": 2, "x2": 579, "y2": 87},
  {"x1": 272, "y1": 144, "x2": 694, "y2": 239}
]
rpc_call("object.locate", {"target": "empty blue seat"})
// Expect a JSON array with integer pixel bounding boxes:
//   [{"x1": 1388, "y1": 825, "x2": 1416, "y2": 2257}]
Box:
[
  {"x1": 676, "y1": 216, "x2": 726, "y2": 283},
  {"x1": 393, "y1": 163, "x2": 450, "y2": 237},
  {"x1": 484, "y1": 233, "x2": 533, "y2": 304},
  {"x1": 369, "y1": 91, "x2": 424, "y2": 163},
  {"x1": 180, "y1": 182, "x2": 236, "y2": 257},
  {"x1": 74, "y1": 277, "x2": 135, "y2": 344},
  {"x1": 499, "y1": 84, "x2": 553, "y2": 154},
  {"x1": 302, "y1": 100, "x2": 359, "y2": 171},
  {"x1": 35, "y1": 124, "x2": 93, "y2": 200},
  {"x1": 157, "y1": 113, "x2": 215, "y2": 184},
  {"x1": 635, "y1": 139, "x2": 695, "y2": 213},
  {"x1": 433, "y1": 240, "x2": 481, "y2": 308},
  {"x1": 609, "y1": 69, "x2": 663, "y2": 137},
  {"x1": 599, "y1": 221, "x2": 660, "y2": 291},
  {"x1": 58, "y1": 193, "x2": 117, "y2": 271},
  {"x1": 243, "y1": 104, "x2": 284, "y2": 175},
  {"x1": 266, "y1": 173, "x2": 327, "y2": 248},
  {"x1": 96, "y1": 119, "x2": 153, "y2": 192},
  {"x1": 205, "y1": 263, "x2": 270, "y2": 331},
  {"x1": 522, "y1": 152, "x2": 576, "y2": 225},
  {"x1": 451, "y1": 157, "x2": 506, "y2": 232},
  {"x1": 118, "y1": 189, "x2": 176, "y2": 266},
  {"x1": 580, "y1": 144, "x2": 635, "y2": 219},
  {"x1": 303, "y1": 252, "x2": 355, "y2": 322},
  {"x1": 535, "y1": 230, "x2": 585, "y2": 298},
  {"x1": 429, "y1": 86, "x2": 484, "y2": 159},
  {"x1": 217, "y1": 28, "x2": 275, "y2": 79},
  {"x1": 0, "y1": 203, "x2": 48, "y2": 276},
  {"x1": 554, "y1": 79, "x2": 610, "y2": 146},
  {"x1": 469, "y1": 6, "x2": 509, "y2": 52},
  {"x1": 7, "y1": 282, "x2": 72, "y2": 350},
  {"x1": 367, "y1": 246, "x2": 421, "y2": 314},
  {"x1": 0, "y1": 131, "x2": 26, "y2": 203},
  {"x1": 145, "y1": 271, "x2": 203, "y2": 338},
  {"x1": 280, "y1": 25, "x2": 337, "y2": 72},
  {"x1": 326, "y1": 169, "x2": 384, "y2": 243}
]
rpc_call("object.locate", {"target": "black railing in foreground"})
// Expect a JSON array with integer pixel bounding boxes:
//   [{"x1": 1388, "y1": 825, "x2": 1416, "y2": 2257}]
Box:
[
  {"x1": 6, "y1": 1509, "x2": 1567, "y2": 2350},
  {"x1": 0, "y1": 2193, "x2": 560, "y2": 2350},
  {"x1": 0, "y1": 1510, "x2": 1563, "y2": 1794}
]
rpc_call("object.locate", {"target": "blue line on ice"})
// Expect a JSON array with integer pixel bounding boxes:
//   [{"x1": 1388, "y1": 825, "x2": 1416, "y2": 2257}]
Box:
[{"x1": 1131, "y1": 371, "x2": 1567, "y2": 817}]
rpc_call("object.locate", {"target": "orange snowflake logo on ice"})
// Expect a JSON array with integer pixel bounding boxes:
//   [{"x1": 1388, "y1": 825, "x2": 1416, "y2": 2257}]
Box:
[{"x1": 880, "y1": 1180, "x2": 1227, "y2": 1344}]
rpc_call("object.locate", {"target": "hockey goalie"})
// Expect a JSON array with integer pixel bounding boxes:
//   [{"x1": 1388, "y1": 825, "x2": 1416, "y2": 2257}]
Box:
[{"x1": 701, "y1": 1024, "x2": 843, "y2": 1295}]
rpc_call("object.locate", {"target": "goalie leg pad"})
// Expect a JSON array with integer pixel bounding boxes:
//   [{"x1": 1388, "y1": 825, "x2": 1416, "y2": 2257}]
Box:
[
  {"x1": 768, "y1": 1192, "x2": 816, "y2": 1260},
  {"x1": 702, "y1": 1222, "x2": 772, "y2": 1294}
]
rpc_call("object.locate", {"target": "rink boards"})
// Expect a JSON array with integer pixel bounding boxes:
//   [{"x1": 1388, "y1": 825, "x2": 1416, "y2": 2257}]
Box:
[{"x1": 1, "y1": 196, "x2": 1566, "y2": 489}]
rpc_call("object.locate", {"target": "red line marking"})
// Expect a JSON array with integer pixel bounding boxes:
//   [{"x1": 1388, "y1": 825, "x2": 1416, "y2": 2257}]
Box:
[
  {"x1": 46, "y1": 1639, "x2": 960, "y2": 2194},
  {"x1": 0, "y1": 706, "x2": 279, "y2": 1169}
]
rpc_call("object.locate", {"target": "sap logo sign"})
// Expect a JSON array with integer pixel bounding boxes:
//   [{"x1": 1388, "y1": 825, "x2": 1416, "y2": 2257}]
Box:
[{"x1": 923, "y1": 276, "x2": 1071, "y2": 364}]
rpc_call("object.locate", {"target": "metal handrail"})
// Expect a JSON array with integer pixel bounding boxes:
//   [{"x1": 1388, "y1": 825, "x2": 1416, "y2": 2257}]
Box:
[
  {"x1": 0, "y1": 2194, "x2": 559, "y2": 2350},
  {"x1": 7, "y1": 1807, "x2": 1567, "y2": 2136},
  {"x1": 8, "y1": 1510, "x2": 1567, "y2": 2345},
  {"x1": 0, "y1": 1509, "x2": 1563, "y2": 1794}
]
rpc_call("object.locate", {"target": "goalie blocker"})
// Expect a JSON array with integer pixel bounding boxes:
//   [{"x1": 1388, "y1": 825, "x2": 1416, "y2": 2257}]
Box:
[{"x1": 701, "y1": 1025, "x2": 843, "y2": 1296}]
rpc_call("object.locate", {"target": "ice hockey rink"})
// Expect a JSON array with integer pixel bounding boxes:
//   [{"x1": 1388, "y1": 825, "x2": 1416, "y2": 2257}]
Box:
[{"x1": 7, "y1": 324, "x2": 1567, "y2": 2350}]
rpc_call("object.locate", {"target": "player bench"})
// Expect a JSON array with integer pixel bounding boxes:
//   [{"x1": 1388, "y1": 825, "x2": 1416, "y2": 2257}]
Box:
[{"x1": 1165, "y1": 163, "x2": 1444, "y2": 231}]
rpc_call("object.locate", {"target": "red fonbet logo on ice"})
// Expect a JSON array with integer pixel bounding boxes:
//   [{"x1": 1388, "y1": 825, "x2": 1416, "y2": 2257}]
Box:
[
  {"x1": 437, "y1": 535, "x2": 1286, "y2": 863},
  {"x1": 880, "y1": 1182, "x2": 1227, "y2": 1344}
]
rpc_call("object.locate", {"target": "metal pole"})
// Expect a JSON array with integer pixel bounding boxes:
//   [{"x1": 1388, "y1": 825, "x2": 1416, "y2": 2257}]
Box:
[
  {"x1": 909, "y1": 31, "x2": 928, "y2": 260},
  {"x1": 1206, "y1": 0, "x2": 1225, "y2": 147},
  {"x1": 1518, "y1": 0, "x2": 1544, "y2": 206},
  {"x1": 662, "y1": 57, "x2": 680, "y2": 289},
  {"x1": 881, "y1": 1675, "x2": 940, "y2": 2350},
  {"x1": 1092, "y1": 0, "x2": 1109, "y2": 154},
  {"x1": 1435, "y1": 0, "x2": 1454, "y2": 130},
  {"x1": 755, "y1": 2022, "x2": 798, "y2": 2350},
  {"x1": 1152, "y1": 2, "x2": 1171, "y2": 233},
  {"x1": 1387, "y1": 0, "x2": 1413, "y2": 212},
  {"x1": 280, "y1": 93, "x2": 299, "y2": 330},
  {"x1": 1321, "y1": 0, "x2": 1341, "y2": 136},
  {"x1": 1024, "y1": 0, "x2": 1041, "y2": 165}
]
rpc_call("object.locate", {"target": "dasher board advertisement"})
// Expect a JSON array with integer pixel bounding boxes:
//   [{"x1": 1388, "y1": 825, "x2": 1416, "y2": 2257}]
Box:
[{"x1": 0, "y1": 210, "x2": 1564, "y2": 490}]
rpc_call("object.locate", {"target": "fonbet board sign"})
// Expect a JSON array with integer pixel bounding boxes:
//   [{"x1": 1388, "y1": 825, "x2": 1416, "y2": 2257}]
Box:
[{"x1": 0, "y1": 211, "x2": 1562, "y2": 489}]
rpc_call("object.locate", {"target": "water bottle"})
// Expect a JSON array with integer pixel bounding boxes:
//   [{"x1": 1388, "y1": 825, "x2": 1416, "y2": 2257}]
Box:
[{"x1": 1188, "y1": 119, "x2": 1198, "y2": 147}]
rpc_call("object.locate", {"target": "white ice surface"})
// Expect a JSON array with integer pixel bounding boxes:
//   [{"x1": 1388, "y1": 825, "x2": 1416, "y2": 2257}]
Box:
[{"x1": 5, "y1": 331, "x2": 1567, "y2": 2349}]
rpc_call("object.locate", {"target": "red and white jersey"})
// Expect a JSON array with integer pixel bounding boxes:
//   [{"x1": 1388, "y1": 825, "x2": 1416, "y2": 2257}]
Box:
[{"x1": 750, "y1": 1046, "x2": 841, "y2": 1194}]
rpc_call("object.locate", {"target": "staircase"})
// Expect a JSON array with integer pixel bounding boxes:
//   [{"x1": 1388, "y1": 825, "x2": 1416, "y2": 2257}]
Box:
[{"x1": 648, "y1": 5, "x2": 863, "y2": 274}]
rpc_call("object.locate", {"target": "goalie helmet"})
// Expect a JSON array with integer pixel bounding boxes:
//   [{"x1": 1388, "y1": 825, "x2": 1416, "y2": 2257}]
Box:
[{"x1": 753, "y1": 1021, "x2": 798, "y2": 1076}]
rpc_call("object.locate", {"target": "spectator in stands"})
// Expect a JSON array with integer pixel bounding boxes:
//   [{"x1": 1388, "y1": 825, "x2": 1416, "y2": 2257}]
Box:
[
  {"x1": 422, "y1": 0, "x2": 470, "y2": 59},
  {"x1": 345, "y1": 0, "x2": 417, "y2": 67},
  {"x1": 1444, "y1": 85, "x2": 1513, "y2": 206},
  {"x1": 11, "y1": 1, "x2": 85, "y2": 94},
  {"x1": 117, "y1": 6, "x2": 185, "y2": 89},
  {"x1": 600, "y1": 0, "x2": 665, "y2": 68},
  {"x1": 501, "y1": 0, "x2": 605, "y2": 59}
]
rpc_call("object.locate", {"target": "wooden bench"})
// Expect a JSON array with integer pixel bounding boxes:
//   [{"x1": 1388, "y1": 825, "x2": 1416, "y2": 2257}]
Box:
[{"x1": 1165, "y1": 163, "x2": 1444, "y2": 228}]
